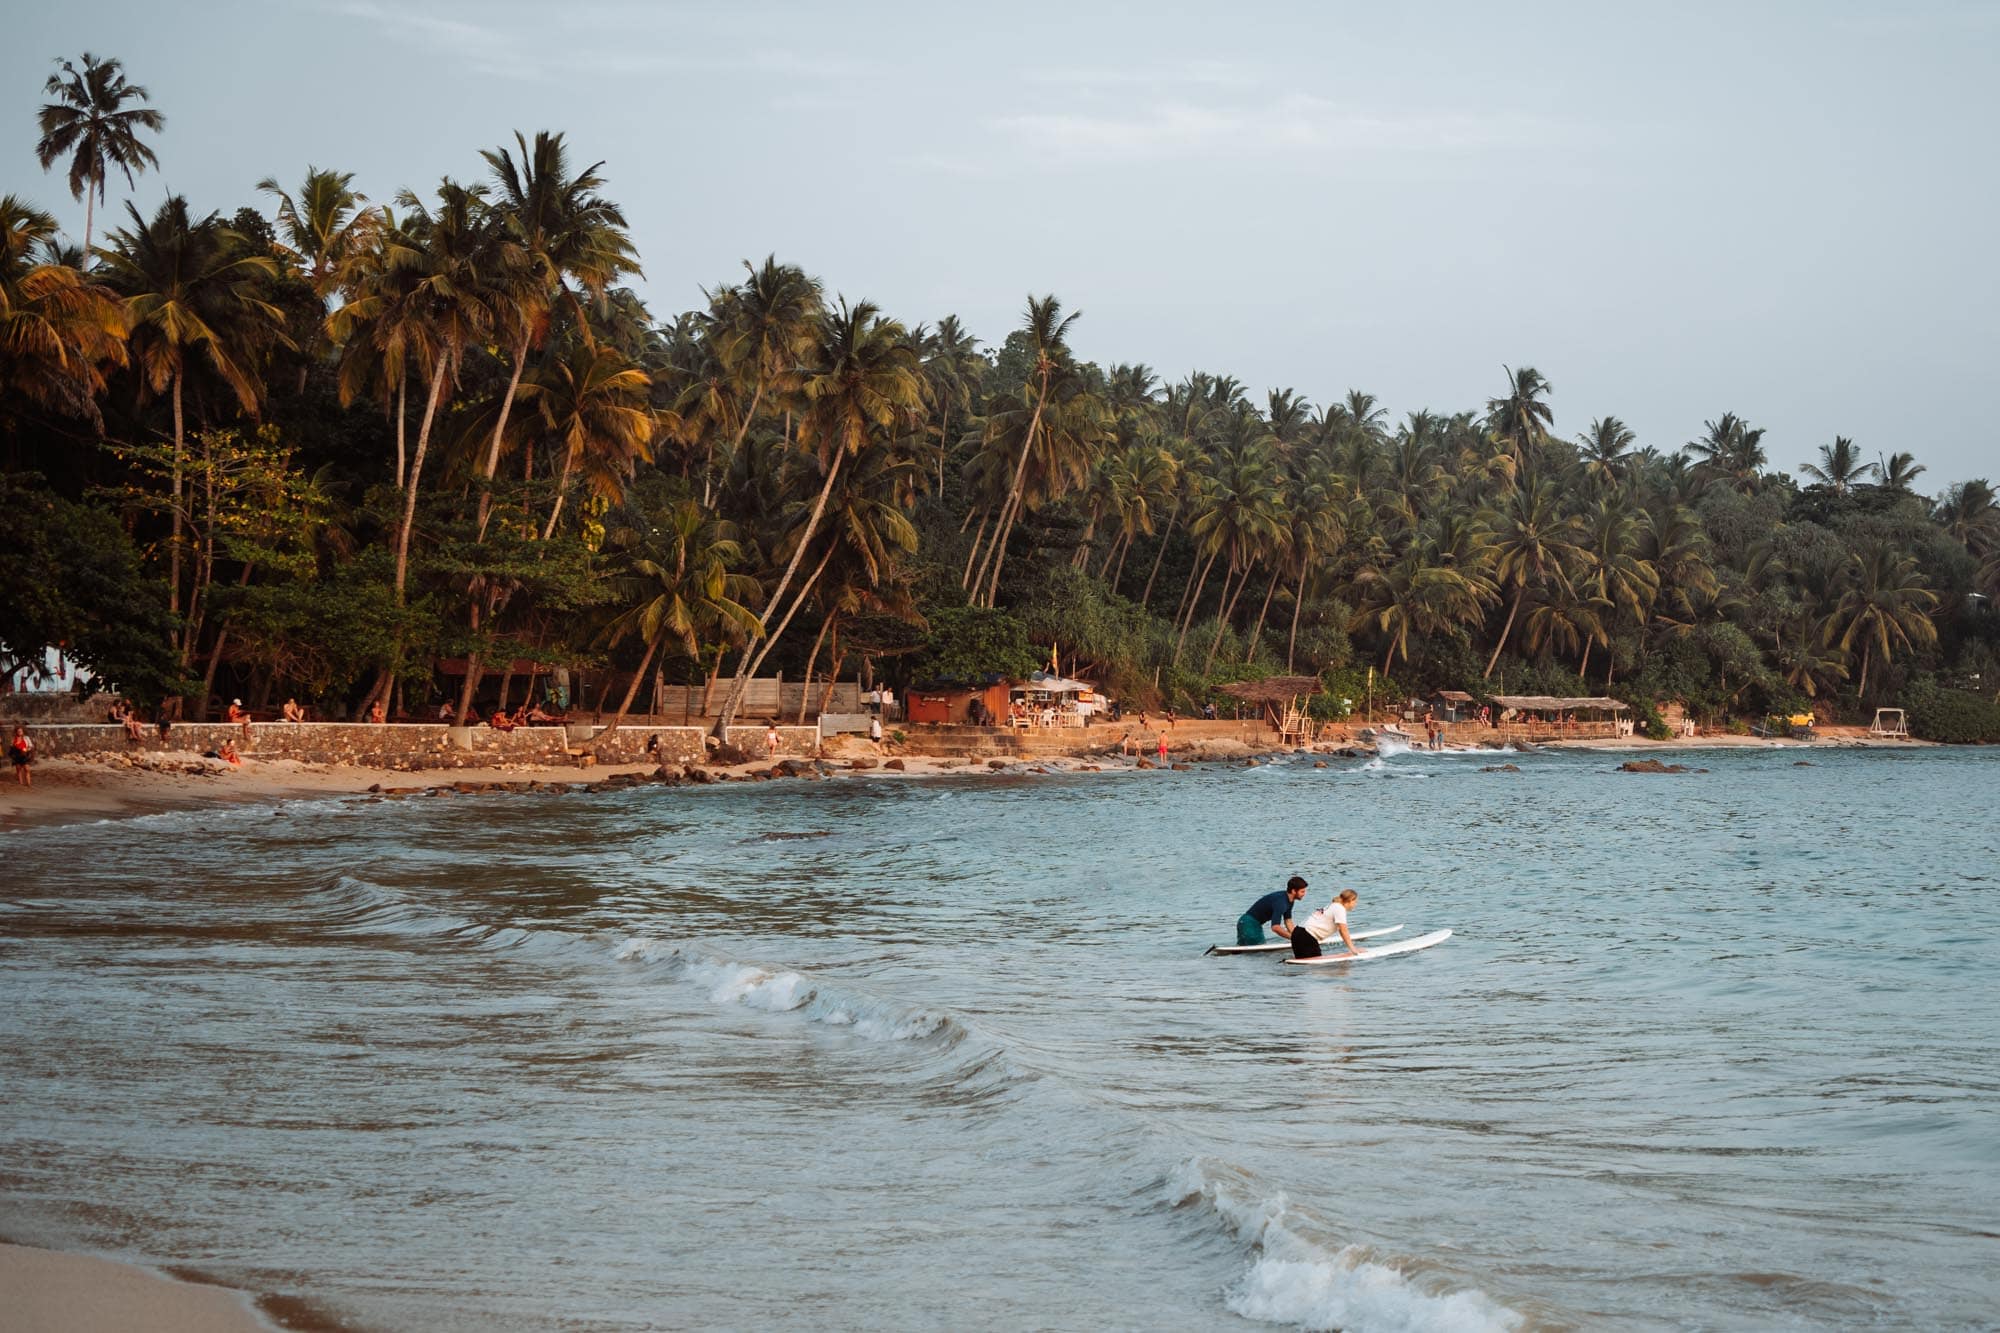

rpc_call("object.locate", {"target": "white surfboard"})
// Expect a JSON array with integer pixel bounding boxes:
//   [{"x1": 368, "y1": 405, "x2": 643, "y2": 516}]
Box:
[
  {"x1": 1281, "y1": 928, "x2": 1452, "y2": 965},
  {"x1": 1207, "y1": 924, "x2": 1405, "y2": 956}
]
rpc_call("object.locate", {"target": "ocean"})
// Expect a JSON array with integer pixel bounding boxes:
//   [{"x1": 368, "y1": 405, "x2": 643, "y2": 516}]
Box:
[{"x1": 2, "y1": 744, "x2": 1996, "y2": 1330}]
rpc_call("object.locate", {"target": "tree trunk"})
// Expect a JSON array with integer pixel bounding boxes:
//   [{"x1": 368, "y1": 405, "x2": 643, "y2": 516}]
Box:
[
  {"x1": 732, "y1": 544, "x2": 835, "y2": 706},
  {"x1": 713, "y1": 448, "x2": 847, "y2": 735},
  {"x1": 796, "y1": 613, "x2": 833, "y2": 724},
  {"x1": 498, "y1": 663, "x2": 517, "y2": 714},
  {"x1": 1286, "y1": 565, "x2": 1308, "y2": 673},
  {"x1": 1204, "y1": 559, "x2": 1252, "y2": 675},
  {"x1": 394, "y1": 375, "x2": 408, "y2": 490},
  {"x1": 1579, "y1": 637, "x2": 1592, "y2": 680},
  {"x1": 603, "y1": 635, "x2": 662, "y2": 735},
  {"x1": 1109, "y1": 533, "x2": 1133, "y2": 593},
  {"x1": 169, "y1": 372, "x2": 185, "y2": 616},
  {"x1": 1141, "y1": 500, "x2": 1182, "y2": 608},
  {"x1": 1173, "y1": 548, "x2": 1221, "y2": 666},
  {"x1": 1484, "y1": 585, "x2": 1526, "y2": 678},
  {"x1": 540, "y1": 447, "x2": 578, "y2": 541},
  {"x1": 394, "y1": 358, "x2": 450, "y2": 601},
  {"x1": 960, "y1": 511, "x2": 990, "y2": 589},
  {"x1": 476, "y1": 332, "x2": 531, "y2": 541},
  {"x1": 1245, "y1": 569, "x2": 1280, "y2": 662},
  {"x1": 977, "y1": 376, "x2": 1050, "y2": 608},
  {"x1": 967, "y1": 487, "x2": 1015, "y2": 606}
]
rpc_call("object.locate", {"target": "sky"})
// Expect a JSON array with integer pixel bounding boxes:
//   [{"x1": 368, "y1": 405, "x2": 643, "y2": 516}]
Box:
[{"x1": 7, "y1": 0, "x2": 1997, "y2": 487}]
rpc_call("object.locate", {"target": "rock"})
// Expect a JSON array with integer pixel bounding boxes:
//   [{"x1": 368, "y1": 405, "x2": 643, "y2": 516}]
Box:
[
  {"x1": 987, "y1": 759, "x2": 1010, "y2": 770},
  {"x1": 1618, "y1": 759, "x2": 1688, "y2": 774},
  {"x1": 685, "y1": 765, "x2": 716, "y2": 784},
  {"x1": 849, "y1": 758, "x2": 879, "y2": 771},
  {"x1": 1135, "y1": 759, "x2": 1155, "y2": 770},
  {"x1": 1171, "y1": 762, "x2": 1191, "y2": 771},
  {"x1": 367, "y1": 783, "x2": 383, "y2": 793},
  {"x1": 1481, "y1": 763, "x2": 1521, "y2": 773},
  {"x1": 1078, "y1": 764, "x2": 1098, "y2": 772},
  {"x1": 884, "y1": 758, "x2": 906, "y2": 771},
  {"x1": 1313, "y1": 761, "x2": 1327, "y2": 769},
  {"x1": 1244, "y1": 759, "x2": 1259, "y2": 767},
  {"x1": 1793, "y1": 760, "x2": 1815, "y2": 767}
]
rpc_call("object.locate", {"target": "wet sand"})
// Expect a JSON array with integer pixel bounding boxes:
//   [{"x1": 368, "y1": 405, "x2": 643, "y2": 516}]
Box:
[{"x1": 0, "y1": 1243, "x2": 270, "y2": 1333}]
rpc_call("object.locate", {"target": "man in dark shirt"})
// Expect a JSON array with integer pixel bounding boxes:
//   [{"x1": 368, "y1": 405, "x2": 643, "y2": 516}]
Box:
[{"x1": 1236, "y1": 876, "x2": 1309, "y2": 947}]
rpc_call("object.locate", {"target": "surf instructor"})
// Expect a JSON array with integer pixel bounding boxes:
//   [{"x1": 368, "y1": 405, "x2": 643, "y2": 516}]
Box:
[{"x1": 1236, "y1": 876, "x2": 1309, "y2": 947}]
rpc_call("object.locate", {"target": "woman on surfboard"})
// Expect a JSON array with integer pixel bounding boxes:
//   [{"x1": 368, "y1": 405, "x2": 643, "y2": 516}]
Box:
[{"x1": 1290, "y1": 889, "x2": 1362, "y2": 960}]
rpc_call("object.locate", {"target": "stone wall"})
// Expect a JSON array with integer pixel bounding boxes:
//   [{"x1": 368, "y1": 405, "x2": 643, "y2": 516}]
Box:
[{"x1": 20, "y1": 721, "x2": 823, "y2": 769}]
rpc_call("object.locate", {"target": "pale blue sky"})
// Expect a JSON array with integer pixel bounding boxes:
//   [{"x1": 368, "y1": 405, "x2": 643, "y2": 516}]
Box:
[{"x1": 8, "y1": 1, "x2": 1996, "y2": 486}]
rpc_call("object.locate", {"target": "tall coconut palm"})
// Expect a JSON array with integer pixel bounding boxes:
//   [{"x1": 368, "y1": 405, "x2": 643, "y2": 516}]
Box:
[
  {"x1": 1574, "y1": 497, "x2": 1658, "y2": 684},
  {"x1": 256, "y1": 167, "x2": 370, "y2": 297},
  {"x1": 1483, "y1": 480, "x2": 1582, "y2": 676},
  {"x1": 98, "y1": 197, "x2": 285, "y2": 617},
  {"x1": 713, "y1": 299, "x2": 924, "y2": 732},
  {"x1": 474, "y1": 131, "x2": 638, "y2": 538},
  {"x1": 1182, "y1": 420, "x2": 1284, "y2": 669},
  {"x1": 920, "y1": 314, "x2": 983, "y2": 489},
  {"x1": 1937, "y1": 480, "x2": 1998, "y2": 552},
  {"x1": 1876, "y1": 451, "x2": 1926, "y2": 496},
  {"x1": 1827, "y1": 543, "x2": 1938, "y2": 698},
  {"x1": 0, "y1": 194, "x2": 127, "y2": 422},
  {"x1": 969, "y1": 293, "x2": 1080, "y2": 606},
  {"x1": 35, "y1": 54, "x2": 165, "y2": 253},
  {"x1": 1798, "y1": 435, "x2": 1876, "y2": 495},
  {"x1": 1281, "y1": 462, "x2": 1344, "y2": 671},
  {"x1": 1487, "y1": 365, "x2": 1554, "y2": 470},
  {"x1": 1577, "y1": 416, "x2": 1637, "y2": 492},
  {"x1": 1686, "y1": 412, "x2": 1767, "y2": 493}
]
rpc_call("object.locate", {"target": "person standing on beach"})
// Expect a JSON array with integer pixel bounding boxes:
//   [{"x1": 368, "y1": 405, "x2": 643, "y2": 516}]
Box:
[
  {"x1": 1236, "y1": 876, "x2": 1309, "y2": 946},
  {"x1": 765, "y1": 724, "x2": 781, "y2": 757},
  {"x1": 8, "y1": 725, "x2": 33, "y2": 787},
  {"x1": 1290, "y1": 888, "x2": 1363, "y2": 960},
  {"x1": 1156, "y1": 732, "x2": 1169, "y2": 763}
]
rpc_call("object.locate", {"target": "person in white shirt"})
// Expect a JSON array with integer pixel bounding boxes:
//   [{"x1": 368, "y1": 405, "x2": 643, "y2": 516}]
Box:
[{"x1": 1290, "y1": 888, "x2": 1362, "y2": 960}]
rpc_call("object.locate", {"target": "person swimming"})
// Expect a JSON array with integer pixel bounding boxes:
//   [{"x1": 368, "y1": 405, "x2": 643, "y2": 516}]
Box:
[{"x1": 1236, "y1": 876, "x2": 1309, "y2": 947}]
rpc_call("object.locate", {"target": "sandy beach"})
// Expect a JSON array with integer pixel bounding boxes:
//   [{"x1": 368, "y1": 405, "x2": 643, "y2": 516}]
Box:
[{"x1": 0, "y1": 1243, "x2": 270, "y2": 1333}]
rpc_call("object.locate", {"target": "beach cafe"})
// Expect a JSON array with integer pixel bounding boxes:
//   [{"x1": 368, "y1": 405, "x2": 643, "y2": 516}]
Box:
[
  {"x1": 1487, "y1": 695, "x2": 1633, "y2": 740},
  {"x1": 1007, "y1": 673, "x2": 1109, "y2": 728}
]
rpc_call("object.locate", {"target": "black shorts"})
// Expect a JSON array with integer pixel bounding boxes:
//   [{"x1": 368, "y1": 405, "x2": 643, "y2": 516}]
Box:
[{"x1": 1290, "y1": 929, "x2": 1323, "y2": 959}]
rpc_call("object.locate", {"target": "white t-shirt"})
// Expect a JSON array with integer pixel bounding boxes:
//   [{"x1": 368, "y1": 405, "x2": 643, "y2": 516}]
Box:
[{"x1": 1300, "y1": 901, "x2": 1348, "y2": 942}]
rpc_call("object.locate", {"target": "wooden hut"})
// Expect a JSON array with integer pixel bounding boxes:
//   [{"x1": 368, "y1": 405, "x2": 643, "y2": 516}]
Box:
[
  {"x1": 1488, "y1": 695, "x2": 1632, "y2": 740},
  {"x1": 1217, "y1": 676, "x2": 1319, "y2": 744}
]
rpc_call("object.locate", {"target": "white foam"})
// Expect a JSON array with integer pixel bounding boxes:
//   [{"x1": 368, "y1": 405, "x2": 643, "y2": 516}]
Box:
[
  {"x1": 611, "y1": 937, "x2": 954, "y2": 1043},
  {"x1": 1171, "y1": 1160, "x2": 1521, "y2": 1333}
]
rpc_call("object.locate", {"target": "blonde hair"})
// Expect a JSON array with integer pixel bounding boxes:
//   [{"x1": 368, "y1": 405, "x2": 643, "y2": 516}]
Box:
[{"x1": 1337, "y1": 889, "x2": 1358, "y2": 904}]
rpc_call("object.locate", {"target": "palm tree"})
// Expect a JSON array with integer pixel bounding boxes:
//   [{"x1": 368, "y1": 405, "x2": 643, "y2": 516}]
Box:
[
  {"x1": 1827, "y1": 543, "x2": 1938, "y2": 698},
  {"x1": 534, "y1": 340, "x2": 656, "y2": 539},
  {"x1": 1937, "y1": 480, "x2": 1998, "y2": 552},
  {"x1": 1798, "y1": 436, "x2": 1876, "y2": 495},
  {"x1": 600, "y1": 500, "x2": 761, "y2": 732},
  {"x1": 1483, "y1": 480, "x2": 1582, "y2": 677},
  {"x1": 1577, "y1": 416, "x2": 1637, "y2": 492},
  {"x1": 1281, "y1": 462, "x2": 1344, "y2": 671},
  {"x1": 713, "y1": 299, "x2": 924, "y2": 732},
  {"x1": 1182, "y1": 420, "x2": 1284, "y2": 669},
  {"x1": 1876, "y1": 451, "x2": 1926, "y2": 496},
  {"x1": 35, "y1": 54, "x2": 165, "y2": 253},
  {"x1": 920, "y1": 314, "x2": 983, "y2": 490},
  {"x1": 1487, "y1": 365, "x2": 1554, "y2": 469},
  {"x1": 1687, "y1": 412, "x2": 1767, "y2": 493},
  {"x1": 256, "y1": 168, "x2": 370, "y2": 297},
  {"x1": 98, "y1": 197, "x2": 285, "y2": 617},
  {"x1": 969, "y1": 294, "x2": 1080, "y2": 607},
  {"x1": 474, "y1": 131, "x2": 639, "y2": 537},
  {"x1": 0, "y1": 194, "x2": 127, "y2": 422},
  {"x1": 1574, "y1": 497, "x2": 1658, "y2": 685}
]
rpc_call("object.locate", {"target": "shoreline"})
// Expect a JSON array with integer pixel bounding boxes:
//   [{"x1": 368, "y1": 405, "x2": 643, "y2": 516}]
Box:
[
  {"x1": 0, "y1": 1241, "x2": 273, "y2": 1333},
  {"x1": 0, "y1": 727, "x2": 1939, "y2": 833}
]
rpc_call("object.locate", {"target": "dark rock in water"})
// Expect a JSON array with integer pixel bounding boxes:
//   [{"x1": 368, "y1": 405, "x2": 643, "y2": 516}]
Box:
[
  {"x1": 1619, "y1": 758, "x2": 1688, "y2": 774},
  {"x1": 1171, "y1": 762, "x2": 1191, "y2": 771},
  {"x1": 1336, "y1": 747, "x2": 1361, "y2": 758},
  {"x1": 367, "y1": 783, "x2": 383, "y2": 794},
  {"x1": 1135, "y1": 758, "x2": 1155, "y2": 770},
  {"x1": 884, "y1": 758, "x2": 906, "y2": 771},
  {"x1": 1793, "y1": 760, "x2": 1815, "y2": 767},
  {"x1": 1028, "y1": 765, "x2": 1049, "y2": 774},
  {"x1": 1482, "y1": 763, "x2": 1522, "y2": 773},
  {"x1": 685, "y1": 765, "x2": 716, "y2": 784},
  {"x1": 1244, "y1": 758, "x2": 1259, "y2": 767},
  {"x1": 986, "y1": 759, "x2": 1010, "y2": 770},
  {"x1": 1079, "y1": 764, "x2": 1099, "y2": 772},
  {"x1": 1312, "y1": 760, "x2": 1328, "y2": 769}
]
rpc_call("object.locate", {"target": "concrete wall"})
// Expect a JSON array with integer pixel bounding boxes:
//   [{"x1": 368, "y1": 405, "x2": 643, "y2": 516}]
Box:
[{"x1": 20, "y1": 722, "x2": 822, "y2": 769}]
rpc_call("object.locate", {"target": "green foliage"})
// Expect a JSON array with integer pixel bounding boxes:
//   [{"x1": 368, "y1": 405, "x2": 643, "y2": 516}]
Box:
[
  {"x1": 910, "y1": 606, "x2": 1040, "y2": 683},
  {"x1": 1901, "y1": 677, "x2": 2000, "y2": 743},
  {"x1": 0, "y1": 473, "x2": 185, "y2": 704}
]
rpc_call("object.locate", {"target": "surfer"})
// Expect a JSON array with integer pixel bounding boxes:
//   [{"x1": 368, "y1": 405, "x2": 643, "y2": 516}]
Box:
[
  {"x1": 1236, "y1": 876, "x2": 1309, "y2": 947},
  {"x1": 1290, "y1": 889, "x2": 1362, "y2": 960}
]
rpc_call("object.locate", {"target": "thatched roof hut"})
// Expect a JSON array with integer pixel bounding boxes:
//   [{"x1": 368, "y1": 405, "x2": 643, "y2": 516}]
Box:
[{"x1": 1216, "y1": 676, "x2": 1320, "y2": 706}]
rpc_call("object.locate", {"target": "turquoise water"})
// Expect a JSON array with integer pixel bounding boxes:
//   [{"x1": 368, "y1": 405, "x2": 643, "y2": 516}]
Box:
[{"x1": 2, "y1": 745, "x2": 1996, "y2": 1330}]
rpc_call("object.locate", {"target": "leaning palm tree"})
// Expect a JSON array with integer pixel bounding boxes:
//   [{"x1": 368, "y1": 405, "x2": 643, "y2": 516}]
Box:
[
  {"x1": 1798, "y1": 436, "x2": 1876, "y2": 495},
  {"x1": 533, "y1": 340, "x2": 656, "y2": 539},
  {"x1": 968, "y1": 293, "x2": 1081, "y2": 606},
  {"x1": 0, "y1": 194, "x2": 127, "y2": 422},
  {"x1": 97, "y1": 197, "x2": 286, "y2": 616},
  {"x1": 473, "y1": 131, "x2": 640, "y2": 538},
  {"x1": 35, "y1": 54, "x2": 165, "y2": 252},
  {"x1": 712, "y1": 299, "x2": 924, "y2": 733}
]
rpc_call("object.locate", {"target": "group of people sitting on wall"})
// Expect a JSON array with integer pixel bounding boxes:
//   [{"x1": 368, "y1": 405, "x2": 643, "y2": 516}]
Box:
[{"x1": 432, "y1": 700, "x2": 568, "y2": 730}]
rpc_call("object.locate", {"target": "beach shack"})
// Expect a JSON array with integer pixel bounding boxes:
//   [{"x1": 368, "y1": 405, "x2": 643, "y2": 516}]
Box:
[
  {"x1": 1218, "y1": 676, "x2": 1319, "y2": 745},
  {"x1": 1488, "y1": 695, "x2": 1632, "y2": 740},
  {"x1": 1429, "y1": 690, "x2": 1475, "y2": 723},
  {"x1": 906, "y1": 675, "x2": 1011, "y2": 726}
]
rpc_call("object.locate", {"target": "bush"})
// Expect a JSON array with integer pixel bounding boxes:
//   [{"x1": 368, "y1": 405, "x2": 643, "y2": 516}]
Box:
[{"x1": 1901, "y1": 678, "x2": 2000, "y2": 743}]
